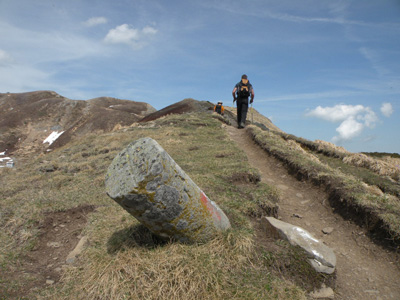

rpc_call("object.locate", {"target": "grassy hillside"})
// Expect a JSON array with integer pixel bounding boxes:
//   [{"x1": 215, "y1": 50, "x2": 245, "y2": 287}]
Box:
[
  {"x1": 1, "y1": 112, "x2": 322, "y2": 300},
  {"x1": 248, "y1": 126, "x2": 400, "y2": 246},
  {"x1": 2, "y1": 109, "x2": 399, "y2": 299}
]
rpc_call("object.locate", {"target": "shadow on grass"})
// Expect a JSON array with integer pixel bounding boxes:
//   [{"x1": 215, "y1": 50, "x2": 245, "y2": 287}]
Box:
[{"x1": 107, "y1": 224, "x2": 170, "y2": 254}]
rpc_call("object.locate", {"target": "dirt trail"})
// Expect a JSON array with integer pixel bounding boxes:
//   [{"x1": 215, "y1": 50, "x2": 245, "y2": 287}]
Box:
[{"x1": 225, "y1": 125, "x2": 400, "y2": 300}]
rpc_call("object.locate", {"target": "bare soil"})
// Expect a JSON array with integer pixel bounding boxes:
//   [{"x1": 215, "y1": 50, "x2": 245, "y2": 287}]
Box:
[
  {"x1": 3, "y1": 205, "x2": 95, "y2": 299},
  {"x1": 226, "y1": 125, "x2": 400, "y2": 300}
]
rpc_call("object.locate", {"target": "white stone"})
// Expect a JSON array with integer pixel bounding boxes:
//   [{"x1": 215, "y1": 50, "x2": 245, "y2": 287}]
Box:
[{"x1": 262, "y1": 217, "x2": 336, "y2": 274}]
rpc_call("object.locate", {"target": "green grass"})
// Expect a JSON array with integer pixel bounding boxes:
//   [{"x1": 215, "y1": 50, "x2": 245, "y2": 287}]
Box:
[{"x1": 1, "y1": 112, "x2": 312, "y2": 300}]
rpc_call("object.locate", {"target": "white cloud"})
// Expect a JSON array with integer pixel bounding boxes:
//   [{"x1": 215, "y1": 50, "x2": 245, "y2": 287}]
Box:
[
  {"x1": 358, "y1": 107, "x2": 378, "y2": 128},
  {"x1": 104, "y1": 24, "x2": 157, "y2": 49},
  {"x1": 142, "y1": 26, "x2": 158, "y2": 35},
  {"x1": 306, "y1": 104, "x2": 367, "y2": 122},
  {"x1": 306, "y1": 104, "x2": 379, "y2": 143},
  {"x1": 84, "y1": 17, "x2": 108, "y2": 27},
  {"x1": 333, "y1": 117, "x2": 363, "y2": 142},
  {"x1": 104, "y1": 24, "x2": 139, "y2": 44},
  {"x1": 0, "y1": 49, "x2": 13, "y2": 65},
  {"x1": 380, "y1": 102, "x2": 393, "y2": 117}
]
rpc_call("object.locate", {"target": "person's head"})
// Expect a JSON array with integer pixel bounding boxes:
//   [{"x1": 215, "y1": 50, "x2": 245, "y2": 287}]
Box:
[
  {"x1": 218, "y1": 101, "x2": 222, "y2": 105},
  {"x1": 241, "y1": 74, "x2": 248, "y2": 80},
  {"x1": 241, "y1": 74, "x2": 248, "y2": 84}
]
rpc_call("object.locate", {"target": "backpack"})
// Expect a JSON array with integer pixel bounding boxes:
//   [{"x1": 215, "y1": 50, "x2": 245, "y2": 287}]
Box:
[
  {"x1": 237, "y1": 79, "x2": 251, "y2": 98},
  {"x1": 215, "y1": 104, "x2": 222, "y2": 114}
]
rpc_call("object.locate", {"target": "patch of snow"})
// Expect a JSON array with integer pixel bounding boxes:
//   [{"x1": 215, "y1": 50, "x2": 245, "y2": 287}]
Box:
[
  {"x1": 0, "y1": 150, "x2": 14, "y2": 168},
  {"x1": 43, "y1": 131, "x2": 64, "y2": 145}
]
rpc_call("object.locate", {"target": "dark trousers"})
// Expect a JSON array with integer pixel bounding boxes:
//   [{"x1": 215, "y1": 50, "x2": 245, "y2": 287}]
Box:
[{"x1": 237, "y1": 98, "x2": 249, "y2": 125}]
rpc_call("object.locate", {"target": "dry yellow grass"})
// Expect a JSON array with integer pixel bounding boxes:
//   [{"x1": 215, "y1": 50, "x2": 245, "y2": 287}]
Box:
[
  {"x1": 48, "y1": 206, "x2": 305, "y2": 300},
  {"x1": 314, "y1": 140, "x2": 350, "y2": 156},
  {"x1": 343, "y1": 153, "x2": 400, "y2": 181}
]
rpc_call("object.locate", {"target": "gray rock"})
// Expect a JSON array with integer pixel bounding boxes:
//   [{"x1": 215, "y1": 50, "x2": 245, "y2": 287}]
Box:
[
  {"x1": 322, "y1": 227, "x2": 334, "y2": 235},
  {"x1": 262, "y1": 217, "x2": 336, "y2": 274},
  {"x1": 105, "y1": 137, "x2": 231, "y2": 243}
]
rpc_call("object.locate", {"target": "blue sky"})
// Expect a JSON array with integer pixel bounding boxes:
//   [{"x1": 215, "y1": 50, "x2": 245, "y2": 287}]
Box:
[{"x1": 0, "y1": 0, "x2": 399, "y2": 153}]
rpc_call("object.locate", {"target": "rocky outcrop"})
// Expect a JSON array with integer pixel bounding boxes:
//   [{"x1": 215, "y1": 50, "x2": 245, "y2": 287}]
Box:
[
  {"x1": 105, "y1": 137, "x2": 231, "y2": 243},
  {"x1": 262, "y1": 217, "x2": 336, "y2": 274}
]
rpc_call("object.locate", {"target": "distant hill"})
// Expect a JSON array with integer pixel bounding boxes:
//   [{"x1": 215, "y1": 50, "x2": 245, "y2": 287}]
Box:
[
  {"x1": 0, "y1": 92, "x2": 283, "y2": 159},
  {"x1": 0, "y1": 91, "x2": 156, "y2": 156},
  {"x1": 139, "y1": 98, "x2": 214, "y2": 122}
]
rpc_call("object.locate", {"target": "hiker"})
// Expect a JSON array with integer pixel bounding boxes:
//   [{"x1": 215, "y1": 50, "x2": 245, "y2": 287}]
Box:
[
  {"x1": 232, "y1": 74, "x2": 254, "y2": 129},
  {"x1": 214, "y1": 101, "x2": 225, "y2": 115}
]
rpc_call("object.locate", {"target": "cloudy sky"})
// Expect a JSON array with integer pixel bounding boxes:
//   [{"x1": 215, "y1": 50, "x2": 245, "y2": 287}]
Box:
[{"x1": 0, "y1": 0, "x2": 399, "y2": 153}]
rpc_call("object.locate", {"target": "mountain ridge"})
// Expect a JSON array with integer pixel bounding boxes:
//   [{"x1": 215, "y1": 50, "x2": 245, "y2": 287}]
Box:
[
  {"x1": 0, "y1": 91, "x2": 156, "y2": 156},
  {"x1": 0, "y1": 91, "x2": 281, "y2": 158}
]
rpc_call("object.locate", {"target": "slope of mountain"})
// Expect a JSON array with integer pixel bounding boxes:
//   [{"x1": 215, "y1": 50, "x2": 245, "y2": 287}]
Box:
[
  {"x1": 0, "y1": 91, "x2": 156, "y2": 156},
  {"x1": 139, "y1": 98, "x2": 214, "y2": 122},
  {"x1": 1, "y1": 91, "x2": 399, "y2": 299}
]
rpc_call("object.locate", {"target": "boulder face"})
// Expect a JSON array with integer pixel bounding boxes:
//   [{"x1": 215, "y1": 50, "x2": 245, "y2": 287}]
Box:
[
  {"x1": 105, "y1": 137, "x2": 231, "y2": 243},
  {"x1": 262, "y1": 217, "x2": 336, "y2": 274}
]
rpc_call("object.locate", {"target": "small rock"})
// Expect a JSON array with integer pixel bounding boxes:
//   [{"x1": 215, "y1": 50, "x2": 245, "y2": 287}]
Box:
[
  {"x1": 66, "y1": 236, "x2": 88, "y2": 264},
  {"x1": 46, "y1": 280, "x2": 55, "y2": 285},
  {"x1": 322, "y1": 227, "x2": 334, "y2": 235},
  {"x1": 296, "y1": 193, "x2": 303, "y2": 198},
  {"x1": 310, "y1": 285, "x2": 334, "y2": 299},
  {"x1": 292, "y1": 213, "x2": 303, "y2": 219},
  {"x1": 47, "y1": 242, "x2": 61, "y2": 248}
]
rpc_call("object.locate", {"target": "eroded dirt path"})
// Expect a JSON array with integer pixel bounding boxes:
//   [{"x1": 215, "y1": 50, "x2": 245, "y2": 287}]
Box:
[{"x1": 226, "y1": 125, "x2": 400, "y2": 300}]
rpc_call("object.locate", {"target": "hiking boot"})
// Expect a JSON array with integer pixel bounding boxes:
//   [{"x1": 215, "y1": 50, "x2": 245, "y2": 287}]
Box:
[{"x1": 240, "y1": 122, "x2": 245, "y2": 128}]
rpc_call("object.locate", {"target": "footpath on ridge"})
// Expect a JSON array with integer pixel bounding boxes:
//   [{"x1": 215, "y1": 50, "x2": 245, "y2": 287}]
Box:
[{"x1": 225, "y1": 124, "x2": 400, "y2": 300}]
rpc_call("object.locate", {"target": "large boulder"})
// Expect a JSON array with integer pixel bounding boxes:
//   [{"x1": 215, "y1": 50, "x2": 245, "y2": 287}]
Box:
[
  {"x1": 262, "y1": 217, "x2": 336, "y2": 274},
  {"x1": 105, "y1": 137, "x2": 231, "y2": 243}
]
